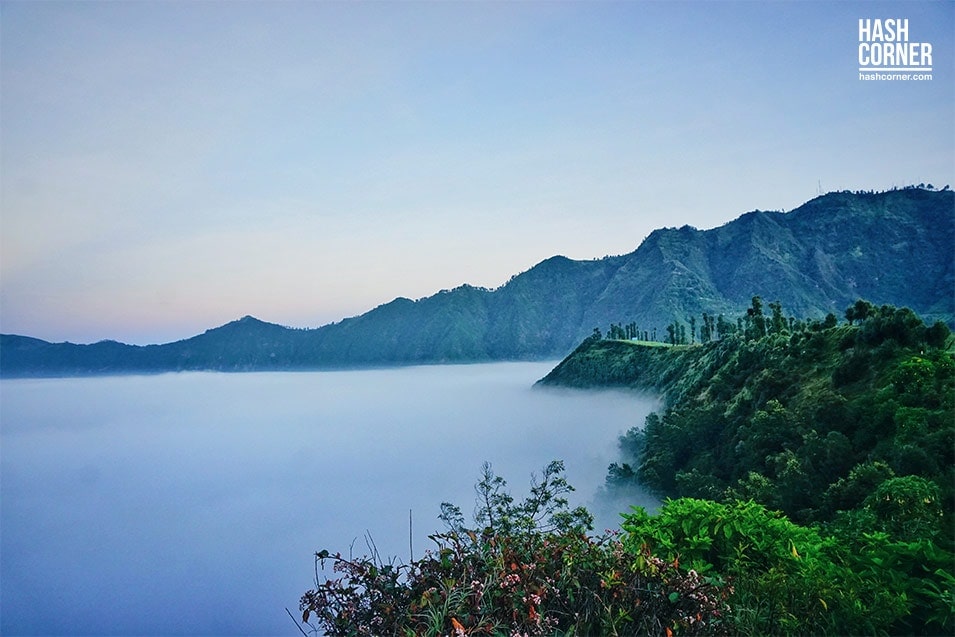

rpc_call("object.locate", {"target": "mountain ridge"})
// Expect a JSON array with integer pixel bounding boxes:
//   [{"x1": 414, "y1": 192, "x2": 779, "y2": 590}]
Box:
[{"x1": 2, "y1": 188, "x2": 952, "y2": 376}]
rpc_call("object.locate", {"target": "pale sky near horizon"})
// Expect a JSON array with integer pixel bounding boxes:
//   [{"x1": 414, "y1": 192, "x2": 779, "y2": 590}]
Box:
[{"x1": 2, "y1": 0, "x2": 952, "y2": 345}]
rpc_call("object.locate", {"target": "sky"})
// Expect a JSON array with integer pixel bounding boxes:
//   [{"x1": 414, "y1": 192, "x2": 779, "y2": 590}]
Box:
[{"x1": 1, "y1": 0, "x2": 952, "y2": 345}]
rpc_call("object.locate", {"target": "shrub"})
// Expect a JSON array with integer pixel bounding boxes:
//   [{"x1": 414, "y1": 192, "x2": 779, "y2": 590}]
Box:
[
  {"x1": 622, "y1": 500, "x2": 953, "y2": 635},
  {"x1": 299, "y1": 462, "x2": 731, "y2": 636}
]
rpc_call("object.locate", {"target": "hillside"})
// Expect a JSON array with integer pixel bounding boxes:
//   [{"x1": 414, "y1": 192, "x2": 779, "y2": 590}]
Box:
[
  {"x1": 300, "y1": 300, "x2": 955, "y2": 637},
  {"x1": 2, "y1": 188, "x2": 952, "y2": 376},
  {"x1": 534, "y1": 299, "x2": 955, "y2": 635},
  {"x1": 539, "y1": 300, "x2": 954, "y2": 525}
]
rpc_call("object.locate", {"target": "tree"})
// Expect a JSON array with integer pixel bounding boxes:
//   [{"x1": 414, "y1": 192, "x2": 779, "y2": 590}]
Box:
[
  {"x1": 768, "y1": 301, "x2": 787, "y2": 334},
  {"x1": 746, "y1": 296, "x2": 767, "y2": 339},
  {"x1": 925, "y1": 321, "x2": 950, "y2": 348},
  {"x1": 625, "y1": 322, "x2": 638, "y2": 340},
  {"x1": 700, "y1": 313, "x2": 712, "y2": 343},
  {"x1": 845, "y1": 299, "x2": 875, "y2": 325},
  {"x1": 863, "y1": 475, "x2": 944, "y2": 541},
  {"x1": 607, "y1": 323, "x2": 623, "y2": 340},
  {"x1": 716, "y1": 313, "x2": 733, "y2": 338},
  {"x1": 821, "y1": 461, "x2": 895, "y2": 514}
]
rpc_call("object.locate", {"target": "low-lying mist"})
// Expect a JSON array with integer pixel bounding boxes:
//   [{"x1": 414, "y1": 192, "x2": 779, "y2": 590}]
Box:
[{"x1": 1, "y1": 362, "x2": 658, "y2": 636}]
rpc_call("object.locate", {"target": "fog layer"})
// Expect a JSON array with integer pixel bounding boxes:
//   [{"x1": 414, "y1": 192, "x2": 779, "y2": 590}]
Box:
[{"x1": 1, "y1": 363, "x2": 657, "y2": 635}]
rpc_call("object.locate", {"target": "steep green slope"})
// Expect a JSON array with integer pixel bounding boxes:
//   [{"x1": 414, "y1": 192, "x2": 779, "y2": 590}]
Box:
[
  {"x1": 540, "y1": 300, "x2": 955, "y2": 636},
  {"x1": 540, "y1": 301, "x2": 954, "y2": 528}
]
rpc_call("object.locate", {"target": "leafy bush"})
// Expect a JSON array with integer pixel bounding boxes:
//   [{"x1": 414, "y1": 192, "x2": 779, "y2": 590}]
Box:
[
  {"x1": 299, "y1": 462, "x2": 731, "y2": 636},
  {"x1": 863, "y1": 475, "x2": 944, "y2": 542},
  {"x1": 621, "y1": 498, "x2": 916, "y2": 636}
]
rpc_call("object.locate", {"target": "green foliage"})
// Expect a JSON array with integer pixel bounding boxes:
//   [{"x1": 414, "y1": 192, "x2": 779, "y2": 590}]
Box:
[
  {"x1": 622, "y1": 498, "x2": 952, "y2": 636},
  {"x1": 574, "y1": 301, "x2": 954, "y2": 527},
  {"x1": 295, "y1": 289, "x2": 955, "y2": 636},
  {"x1": 820, "y1": 460, "x2": 895, "y2": 516},
  {"x1": 300, "y1": 463, "x2": 732, "y2": 636},
  {"x1": 440, "y1": 461, "x2": 594, "y2": 538},
  {"x1": 863, "y1": 476, "x2": 944, "y2": 542},
  {"x1": 547, "y1": 297, "x2": 953, "y2": 635}
]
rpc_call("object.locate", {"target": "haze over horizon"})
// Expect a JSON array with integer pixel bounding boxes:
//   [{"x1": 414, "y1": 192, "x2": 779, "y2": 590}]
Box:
[{"x1": 2, "y1": 1, "x2": 952, "y2": 345}]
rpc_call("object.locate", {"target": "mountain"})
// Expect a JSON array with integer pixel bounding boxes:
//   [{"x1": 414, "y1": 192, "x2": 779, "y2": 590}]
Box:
[
  {"x1": 2, "y1": 188, "x2": 952, "y2": 376},
  {"x1": 579, "y1": 188, "x2": 953, "y2": 333}
]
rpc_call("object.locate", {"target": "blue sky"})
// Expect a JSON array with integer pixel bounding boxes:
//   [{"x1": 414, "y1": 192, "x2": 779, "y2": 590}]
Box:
[{"x1": 1, "y1": 0, "x2": 952, "y2": 345}]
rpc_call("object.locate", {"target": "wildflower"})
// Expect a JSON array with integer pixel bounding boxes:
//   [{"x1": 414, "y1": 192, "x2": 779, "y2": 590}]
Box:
[{"x1": 500, "y1": 573, "x2": 521, "y2": 589}]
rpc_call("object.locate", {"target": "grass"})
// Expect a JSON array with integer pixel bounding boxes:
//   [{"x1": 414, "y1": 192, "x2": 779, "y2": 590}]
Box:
[{"x1": 613, "y1": 339, "x2": 675, "y2": 348}]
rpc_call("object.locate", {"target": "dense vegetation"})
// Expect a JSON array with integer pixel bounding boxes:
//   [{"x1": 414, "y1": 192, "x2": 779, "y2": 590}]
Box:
[
  {"x1": 541, "y1": 298, "x2": 954, "y2": 635},
  {"x1": 543, "y1": 298, "x2": 953, "y2": 526},
  {"x1": 4, "y1": 188, "x2": 952, "y2": 375},
  {"x1": 301, "y1": 297, "x2": 952, "y2": 636},
  {"x1": 299, "y1": 462, "x2": 735, "y2": 637}
]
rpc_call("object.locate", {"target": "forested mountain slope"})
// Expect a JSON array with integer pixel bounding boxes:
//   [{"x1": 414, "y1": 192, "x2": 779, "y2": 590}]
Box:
[
  {"x1": 537, "y1": 299, "x2": 955, "y2": 635},
  {"x1": 540, "y1": 300, "x2": 954, "y2": 528},
  {"x1": 2, "y1": 188, "x2": 952, "y2": 375}
]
